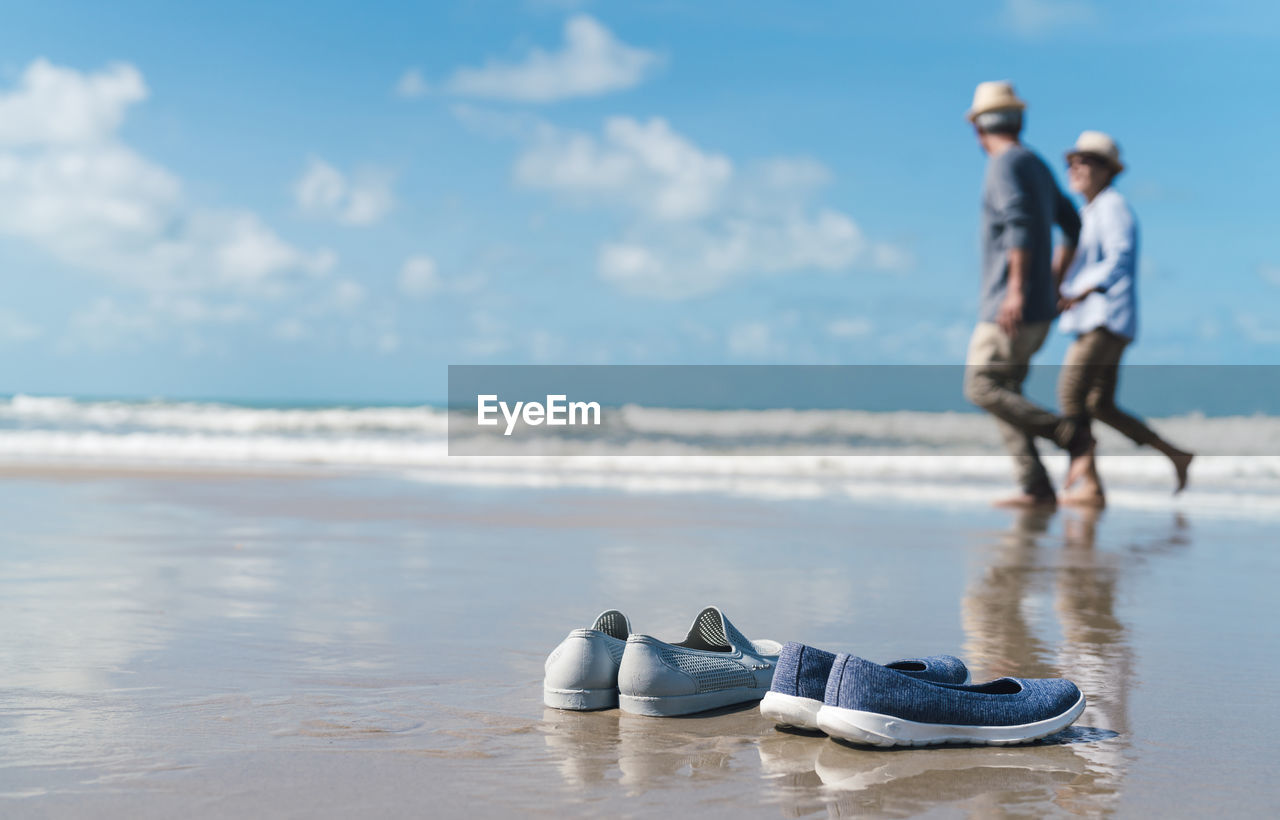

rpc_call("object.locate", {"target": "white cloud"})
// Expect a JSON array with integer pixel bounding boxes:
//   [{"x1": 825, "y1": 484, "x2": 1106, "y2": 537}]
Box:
[
  {"x1": 516, "y1": 117, "x2": 731, "y2": 221},
  {"x1": 0, "y1": 308, "x2": 41, "y2": 343},
  {"x1": 526, "y1": 0, "x2": 594, "y2": 10},
  {"x1": 63, "y1": 297, "x2": 158, "y2": 351},
  {"x1": 1236, "y1": 313, "x2": 1280, "y2": 345},
  {"x1": 827, "y1": 318, "x2": 873, "y2": 339},
  {"x1": 450, "y1": 103, "x2": 541, "y2": 140},
  {"x1": 0, "y1": 59, "x2": 331, "y2": 295},
  {"x1": 727, "y1": 321, "x2": 784, "y2": 359},
  {"x1": 444, "y1": 15, "x2": 660, "y2": 102},
  {"x1": 528, "y1": 329, "x2": 565, "y2": 363},
  {"x1": 294, "y1": 158, "x2": 394, "y2": 226},
  {"x1": 879, "y1": 319, "x2": 972, "y2": 363},
  {"x1": 1003, "y1": 0, "x2": 1097, "y2": 37},
  {"x1": 0, "y1": 59, "x2": 146, "y2": 146},
  {"x1": 147, "y1": 294, "x2": 252, "y2": 324},
  {"x1": 870, "y1": 243, "x2": 914, "y2": 271},
  {"x1": 274, "y1": 317, "x2": 307, "y2": 342},
  {"x1": 331, "y1": 280, "x2": 367, "y2": 312},
  {"x1": 1259, "y1": 264, "x2": 1280, "y2": 287},
  {"x1": 461, "y1": 311, "x2": 511, "y2": 357},
  {"x1": 516, "y1": 116, "x2": 908, "y2": 299},
  {"x1": 399, "y1": 255, "x2": 440, "y2": 297},
  {"x1": 214, "y1": 213, "x2": 333, "y2": 285},
  {"x1": 347, "y1": 313, "x2": 400, "y2": 355},
  {"x1": 395, "y1": 68, "x2": 429, "y2": 99},
  {"x1": 596, "y1": 211, "x2": 871, "y2": 299},
  {"x1": 60, "y1": 293, "x2": 256, "y2": 353},
  {"x1": 377, "y1": 332, "x2": 400, "y2": 354}
]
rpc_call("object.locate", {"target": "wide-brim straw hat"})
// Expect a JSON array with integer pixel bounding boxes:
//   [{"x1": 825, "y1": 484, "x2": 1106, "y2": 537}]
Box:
[
  {"x1": 1065, "y1": 130, "x2": 1125, "y2": 174},
  {"x1": 966, "y1": 81, "x2": 1027, "y2": 122}
]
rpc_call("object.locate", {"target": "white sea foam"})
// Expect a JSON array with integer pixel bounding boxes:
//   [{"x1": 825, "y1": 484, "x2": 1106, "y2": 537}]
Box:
[
  {"x1": 1, "y1": 395, "x2": 1277, "y2": 517},
  {"x1": 0, "y1": 394, "x2": 448, "y2": 435}
]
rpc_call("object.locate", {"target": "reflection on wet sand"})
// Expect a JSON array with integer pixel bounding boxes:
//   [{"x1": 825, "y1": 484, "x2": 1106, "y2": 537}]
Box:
[
  {"x1": 541, "y1": 508, "x2": 1190, "y2": 817},
  {"x1": 960, "y1": 507, "x2": 1190, "y2": 814},
  {"x1": 541, "y1": 707, "x2": 1111, "y2": 818},
  {"x1": 814, "y1": 738, "x2": 1088, "y2": 817},
  {"x1": 541, "y1": 708, "x2": 621, "y2": 788},
  {"x1": 542, "y1": 704, "x2": 770, "y2": 796}
]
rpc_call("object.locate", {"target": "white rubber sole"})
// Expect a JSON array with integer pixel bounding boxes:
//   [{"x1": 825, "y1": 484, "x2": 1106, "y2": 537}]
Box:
[
  {"x1": 759, "y1": 691, "x2": 824, "y2": 731},
  {"x1": 543, "y1": 686, "x2": 618, "y2": 711},
  {"x1": 815, "y1": 693, "x2": 1086, "y2": 747},
  {"x1": 619, "y1": 686, "x2": 770, "y2": 717}
]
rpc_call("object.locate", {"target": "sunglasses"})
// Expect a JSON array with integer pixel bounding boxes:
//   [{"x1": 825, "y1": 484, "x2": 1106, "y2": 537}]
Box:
[{"x1": 1067, "y1": 154, "x2": 1108, "y2": 169}]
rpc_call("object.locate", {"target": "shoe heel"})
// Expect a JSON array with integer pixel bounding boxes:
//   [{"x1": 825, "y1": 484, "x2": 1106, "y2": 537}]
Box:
[
  {"x1": 543, "y1": 686, "x2": 618, "y2": 711},
  {"x1": 815, "y1": 706, "x2": 899, "y2": 747},
  {"x1": 760, "y1": 691, "x2": 823, "y2": 732}
]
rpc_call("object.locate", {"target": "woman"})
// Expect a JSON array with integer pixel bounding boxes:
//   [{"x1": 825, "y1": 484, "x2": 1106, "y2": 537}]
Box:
[{"x1": 1056, "y1": 131, "x2": 1193, "y2": 505}]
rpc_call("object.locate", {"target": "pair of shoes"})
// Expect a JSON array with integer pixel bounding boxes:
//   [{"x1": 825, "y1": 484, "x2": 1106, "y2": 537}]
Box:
[
  {"x1": 762, "y1": 644, "x2": 1086, "y2": 747},
  {"x1": 760, "y1": 642, "x2": 968, "y2": 732},
  {"x1": 543, "y1": 606, "x2": 783, "y2": 716}
]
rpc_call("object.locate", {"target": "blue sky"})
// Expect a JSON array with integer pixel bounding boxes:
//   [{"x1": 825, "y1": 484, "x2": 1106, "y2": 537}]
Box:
[{"x1": 1, "y1": 0, "x2": 1277, "y2": 402}]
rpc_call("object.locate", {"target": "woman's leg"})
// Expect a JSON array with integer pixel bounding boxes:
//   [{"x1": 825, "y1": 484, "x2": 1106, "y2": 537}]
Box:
[
  {"x1": 1088, "y1": 332, "x2": 1194, "y2": 493},
  {"x1": 1058, "y1": 332, "x2": 1106, "y2": 505}
]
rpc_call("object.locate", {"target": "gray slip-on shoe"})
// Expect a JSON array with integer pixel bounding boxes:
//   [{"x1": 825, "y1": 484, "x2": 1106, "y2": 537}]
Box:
[
  {"x1": 543, "y1": 609, "x2": 632, "y2": 710},
  {"x1": 618, "y1": 606, "x2": 782, "y2": 717}
]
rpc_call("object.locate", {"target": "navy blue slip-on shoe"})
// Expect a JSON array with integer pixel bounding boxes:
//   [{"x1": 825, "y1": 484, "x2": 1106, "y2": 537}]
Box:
[
  {"x1": 759, "y1": 642, "x2": 970, "y2": 732},
  {"x1": 816, "y1": 654, "x2": 1085, "y2": 747}
]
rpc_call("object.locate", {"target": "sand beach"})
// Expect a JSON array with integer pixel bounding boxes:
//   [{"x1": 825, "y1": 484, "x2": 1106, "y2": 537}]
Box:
[{"x1": 3, "y1": 465, "x2": 1277, "y2": 817}]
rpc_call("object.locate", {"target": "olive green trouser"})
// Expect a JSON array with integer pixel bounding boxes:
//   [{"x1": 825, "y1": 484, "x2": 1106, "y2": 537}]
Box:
[
  {"x1": 1058, "y1": 327, "x2": 1158, "y2": 447},
  {"x1": 964, "y1": 321, "x2": 1080, "y2": 497}
]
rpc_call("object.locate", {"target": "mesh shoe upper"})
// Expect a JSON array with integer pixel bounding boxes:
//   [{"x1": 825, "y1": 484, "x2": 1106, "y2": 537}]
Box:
[{"x1": 618, "y1": 606, "x2": 780, "y2": 698}]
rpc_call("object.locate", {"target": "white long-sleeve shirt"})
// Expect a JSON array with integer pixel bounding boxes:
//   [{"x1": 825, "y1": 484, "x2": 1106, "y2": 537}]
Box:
[{"x1": 1059, "y1": 186, "x2": 1139, "y2": 340}]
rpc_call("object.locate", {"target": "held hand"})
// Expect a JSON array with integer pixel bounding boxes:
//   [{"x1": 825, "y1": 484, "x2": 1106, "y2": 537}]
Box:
[
  {"x1": 997, "y1": 291, "x2": 1024, "y2": 337},
  {"x1": 1057, "y1": 288, "x2": 1096, "y2": 313}
]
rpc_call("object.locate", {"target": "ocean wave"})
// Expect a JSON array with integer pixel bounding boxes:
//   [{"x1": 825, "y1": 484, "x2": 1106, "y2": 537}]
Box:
[
  {"x1": 1, "y1": 396, "x2": 1277, "y2": 515},
  {"x1": 0, "y1": 394, "x2": 447, "y2": 435}
]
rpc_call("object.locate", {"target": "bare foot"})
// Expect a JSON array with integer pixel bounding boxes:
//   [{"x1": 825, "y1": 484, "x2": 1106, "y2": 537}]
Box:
[
  {"x1": 993, "y1": 493, "x2": 1058, "y2": 509},
  {"x1": 1065, "y1": 447, "x2": 1095, "y2": 490},
  {"x1": 1062, "y1": 489, "x2": 1106, "y2": 508},
  {"x1": 1171, "y1": 451, "x2": 1194, "y2": 494}
]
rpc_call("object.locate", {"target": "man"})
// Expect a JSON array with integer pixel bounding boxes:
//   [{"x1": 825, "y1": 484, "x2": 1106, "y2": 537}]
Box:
[
  {"x1": 962, "y1": 81, "x2": 1091, "y2": 507},
  {"x1": 1056, "y1": 131, "x2": 1194, "y2": 505}
]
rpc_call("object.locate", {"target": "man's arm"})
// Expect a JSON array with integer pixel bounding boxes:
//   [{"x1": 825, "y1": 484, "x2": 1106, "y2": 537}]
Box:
[
  {"x1": 1053, "y1": 243, "x2": 1077, "y2": 290},
  {"x1": 992, "y1": 157, "x2": 1032, "y2": 337},
  {"x1": 998, "y1": 247, "x2": 1028, "y2": 336},
  {"x1": 1052, "y1": 187, "x2": 1080, "y2": 291},
  {"x1": 1055, "y1": 188, "x2": 1082, "y2": 246}
]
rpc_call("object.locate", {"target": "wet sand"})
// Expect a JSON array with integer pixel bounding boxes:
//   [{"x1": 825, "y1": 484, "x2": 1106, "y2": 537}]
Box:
[{"x1": 1, "y1": 472, "x2": 1278, "y2": 817}]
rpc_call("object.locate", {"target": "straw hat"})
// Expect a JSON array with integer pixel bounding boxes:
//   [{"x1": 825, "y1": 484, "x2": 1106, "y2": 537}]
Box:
[
  {"x1": 966, "y1": 81, "x2": 1027, "y2": 122},
  {"x1": 1066, "y1": 130, "x2": 1124, "y2": 174}
]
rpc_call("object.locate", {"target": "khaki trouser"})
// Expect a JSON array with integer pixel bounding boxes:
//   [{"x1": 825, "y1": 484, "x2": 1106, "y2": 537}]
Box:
[
  {"x1": 965, "y1": 321, "x2": 1079, "y2": 497},
  {"x1": 1058, "y1": 327, "x2": 1158, "y2": 447}
]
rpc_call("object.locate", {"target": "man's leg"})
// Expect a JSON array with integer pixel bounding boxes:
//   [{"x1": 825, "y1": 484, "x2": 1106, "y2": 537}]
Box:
[
  {"x1": 991, "y1": 416, "x2": 1056, "y2": 501},
  {"x1": 965, "y1": 322, "x2": 1078, "y2": 446},
  {"x1": 965, "y1": 322, "x2": 1056, "y2": 502}
]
